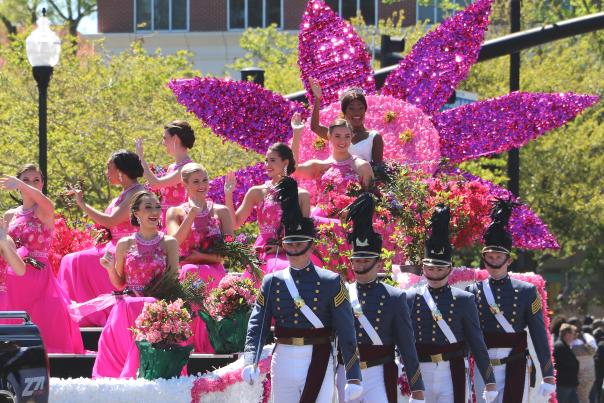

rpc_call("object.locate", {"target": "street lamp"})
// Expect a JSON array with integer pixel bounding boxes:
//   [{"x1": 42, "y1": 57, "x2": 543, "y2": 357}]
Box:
[{"x1": 25, "y1": 8, "x2": 61, "y2": 195}]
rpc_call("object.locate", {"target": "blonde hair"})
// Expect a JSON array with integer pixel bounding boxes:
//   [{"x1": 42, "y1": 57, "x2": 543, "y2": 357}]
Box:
[
  {"x1": 328, "y1": 118, "x2": 352, "y2": 135},
  {"x1": 181, "y1": 162, "x2": 208, "y2": 183}
]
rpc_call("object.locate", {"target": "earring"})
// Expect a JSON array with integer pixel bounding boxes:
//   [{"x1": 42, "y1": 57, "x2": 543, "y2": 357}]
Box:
[
  {"x1": 118, "y1": 172, "x2": 124, "y2": 182},
  {"x1": 283, "y1": 165, "x2": 288, "y2": 176}
]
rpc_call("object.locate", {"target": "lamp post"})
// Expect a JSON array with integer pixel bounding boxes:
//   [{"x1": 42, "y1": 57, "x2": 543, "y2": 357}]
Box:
[{"x1": 25, "y1": 8, "x2": 61, "y2": 195}]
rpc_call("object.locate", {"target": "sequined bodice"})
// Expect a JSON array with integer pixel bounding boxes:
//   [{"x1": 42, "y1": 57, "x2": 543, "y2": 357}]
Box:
[
  {"x1": 159, "y1": 159, "x2": 191, "y2": 208},
  {"x1": 106, "y1": 184, "x2": 145, "y2": 241},
  {"x1": 257, "y1": 182, "x2": 282, "y2": 236},
  {"x1": 315, "y1": 157, "x2": 360, "y2": 206},
  {"x1": 179, "y1": 201, "x2": 223, "y2": 255},
  {"x1": 8, "y1": 206, "x2": 53, "y2": 258},
  {"x1": 124, "y1": 233, "x2": 167, "y2": 292}
]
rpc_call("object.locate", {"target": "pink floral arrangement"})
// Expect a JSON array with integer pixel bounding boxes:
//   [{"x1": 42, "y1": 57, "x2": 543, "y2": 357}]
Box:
[
  {"x1": 132, "y1": 299, "x2": 193, "y2": 346},
  {"x1": 49, "y1": 215, "x2": 94, "y2": 275},
  {"x1": 202, "y1": 275, "x2": 258, "y2": 320}
]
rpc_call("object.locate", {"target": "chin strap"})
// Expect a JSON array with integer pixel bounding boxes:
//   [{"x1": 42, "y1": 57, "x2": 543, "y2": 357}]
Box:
[
  {"x1": 352, "y1": 258, "x2": 379, "y2": 275},
  {"x1": 481, "y1": 257, "x2": 507, "y2": 270},
  {"x1": 284, "y1": 241, "x2": 313, "y2": 256}
]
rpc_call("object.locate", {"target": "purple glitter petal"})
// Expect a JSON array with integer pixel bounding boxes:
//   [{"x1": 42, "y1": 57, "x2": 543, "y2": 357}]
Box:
[
  {"x1": 168, "y1": 77, "x2": 305, "y2": 155},
  {"x1": 447, "y1": 168, "x2": 560, "y2": 250},
  {"x1": 434, "y1": 92, "x2": 600, "y2": 163},
  {"x1": 382, "y1": 0, "x2": 492, "y2": 115},
  {"x1": 208, "y1": 162, "x2": 267, "y2": 222},
  {"x1": 298, "y1": 0, "x2": 375, "y2": 106}
]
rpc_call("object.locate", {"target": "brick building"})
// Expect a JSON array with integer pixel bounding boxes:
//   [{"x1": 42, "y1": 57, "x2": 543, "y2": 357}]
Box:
[{"x1": 87, "y1": 1, "x2": 454, "y2": 75}]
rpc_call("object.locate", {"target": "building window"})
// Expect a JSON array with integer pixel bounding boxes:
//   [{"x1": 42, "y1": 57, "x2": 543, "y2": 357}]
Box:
[
  {"x1": 417, "y1": 0, "x2": 471, "y2": 24},
  {"x1": 228, "y1": 0, "x2": 283, "y2": 30},
  {"x1": 324, "y1": 0, "x2": 379, "y2": 26},
  {"x1": 135, "y1": 0, "x2": 189, "y2": 31}
]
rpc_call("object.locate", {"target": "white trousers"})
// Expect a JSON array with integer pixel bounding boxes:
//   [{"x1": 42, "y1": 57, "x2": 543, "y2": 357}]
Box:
[
  {"x1": 420, "y1": 361, "x2": 467, "y2": 403},
  {"x1": 271, "y1": 344, "x2": 335, "y2": 403},
  {"x1": 474, "y1": 348, "x2": 529, "y2": 403},
  {"x1": 335, "y1": 364, "x2": 388, "y2": 403}
]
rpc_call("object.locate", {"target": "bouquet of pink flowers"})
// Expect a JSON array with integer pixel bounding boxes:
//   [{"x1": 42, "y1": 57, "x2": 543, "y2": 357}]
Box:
[
  {"x1": 202, "y1": 275, "x2": 257, "y2": 320},
  {"x1": 199, "y1": 275, "x2": 258, "y2": 353},
  {"x1": 131, "y1": 299, "x2": 193, "y2": 346}
]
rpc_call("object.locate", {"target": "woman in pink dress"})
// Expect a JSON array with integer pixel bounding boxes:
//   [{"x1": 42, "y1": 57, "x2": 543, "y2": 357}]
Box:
[
  {"x1": 291, "y1": 113, "x2": 373, "y2": 220},
  {"x1": 0, "y1": 166, "x2": 84, "y2": 353},
  {"x1": 93, "y1": 191, "x2": 179, "y2": 378},
  {"x1": 58, "y1": 150, "x2": 146, "y2": 326},
  {"x1": 0, "y1": 217, "x2": 26, "y2": 310},
  {"x1": 166, "y1": 163, "x2": 234, "y2": 353},
  {"x1": 135, "y1": 120, "x2": 195, "y2": 227},
  {"x1": 224, "y1": 143, "x2": 310, "y2": 276}
]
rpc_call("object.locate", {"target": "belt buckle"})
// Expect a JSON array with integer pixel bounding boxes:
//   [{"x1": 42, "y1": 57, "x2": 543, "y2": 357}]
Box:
[
  {"x1": 360, "y1": 361, "x2": 367, "y2": 370},
  {"x1": 294, "y1": 296, "x2": 306, "y2": 309},
  {"x1": 489, "y1": 303, "x2": 502, "y2": 315},
  {"x1": 292, "y1": 337, "x2": 305, "y2": 346},
  {"x1": 432, "y1": 309, "x2": 443, "y2": 322},
  {"x1": 353, "y1": 307, "x2": 363, "y2": 318},
  {"x1": 491, "y1": 358, "x2": 502, "y2": 366},
  {"x1": 430, "y1": 353, "x2": 443, "y2": 363}
]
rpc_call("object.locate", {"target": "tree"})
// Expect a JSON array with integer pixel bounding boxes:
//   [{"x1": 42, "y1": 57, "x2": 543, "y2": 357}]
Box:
[{"x1": 47, "y1": 0, "x2": 96, "y2": 37}]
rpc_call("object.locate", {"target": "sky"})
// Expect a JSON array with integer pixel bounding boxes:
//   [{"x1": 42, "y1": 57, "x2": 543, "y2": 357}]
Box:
[{"x1": 78, "y1": 11, "x2": 97, "y2": 34}]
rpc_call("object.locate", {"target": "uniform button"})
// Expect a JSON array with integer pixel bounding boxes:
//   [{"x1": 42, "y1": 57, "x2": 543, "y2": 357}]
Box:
[
  {"x1": 306, "y1": 268, "x2": 310, "y2": 272},
  {"x1": 434, "y1": 295, "x2": 439, "y2": 300},
  {"x1": 416, "y1": 310, "x2": 420, "y2": 313},
  {"x1": 496, "y1": 324, "x2": 500, "y2": 328},
  {"x1": 313, "y1": 307, "x2": 317, "y2": 311},
  {"x1": 448, "y1": 318, "x2": 452, "y2": 322},
  {"x1": 377, "y1": 310, "x2": 381, "y2": 314},
  {"x1": 450, "y1": 303, "x2": 454, "y2": 308},
  {"x1": 419, "y1": 337, "x2": 423, "y2": 342},
  {"x1": 294, "y1": 320, "x2": 298, "y2": 324},
  {"x1": 512, "y1": 311, "x2": 517, "y2": 315},
  {"x1": 449, "y1": 310, "x2": 453, "y2": 314},
  {"x1": 432, "y1": 324, "x2": 436, "y2": 328},
  {"x1": 416, "y1": 302, "x2": 421, "y2": 307},
  {"x1": 453, "y1": 297, "x2": 456, "y2": 300},
  {"x1": 382, "y1": 295, "x2": 386, "y2": 299},
  {"x1": 276, "y1": 298, "x2": 280, "y2": 302},
  {"x1": 316, "y1": 282, "x2": 320, "y2": 285},
  {"x1": 374, "y1": 326, "x2": 379, "y2": 330},
  {"x1": 296, "y1": 280, "x2": 300, "y2": 284},
  {"x1": 276, "y1": 290, "x2": 280, "y2": 293},
  {"x1": 277, "y1": 307, "x2": 281, "y2": 311},
  {"x1": 376, "y1": 318, "x2": 380, "y2": 322},
  {"x1": 380, "y1": 302, "x2": 384, "y2": 306},
  {"x1": 362, "y1": 292, "x2": 367, "y2": 297},
  {"x1": 294, "y1": 313, "x2": 299, "y2": 317},
  {"x1": 313, "y1": 298, "x2": 318, "y2": 302},
  {"x1": 432, "y1": 337, "x2": 436, "y2": 342},
  {"x1": 513, "y1": 304, "x2": 517, "y2": 307},
  {"x1": 358, "y1": 333, "x2": 363, "y2": 337},
  {"x1": 315, "y1": 290, "x2": 320, "y2": 294},
  {"x1": 416, "y1": 317, "x2": 421, "y2": 321}
]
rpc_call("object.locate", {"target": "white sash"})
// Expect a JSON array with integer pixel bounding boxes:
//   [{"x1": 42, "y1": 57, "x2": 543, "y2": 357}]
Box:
[
  {"x1": 283, "y1": 267, "x2": 324, "y2": 328},
  {"x1": 347, "y1": 283, "x2": 383, "y2": 346},
  {"x1": 421, "y1": 286, "x2": 457, "y2": 343},
  {"x1": 482, "y1": 279, "x2": 515, "y2": 333}
]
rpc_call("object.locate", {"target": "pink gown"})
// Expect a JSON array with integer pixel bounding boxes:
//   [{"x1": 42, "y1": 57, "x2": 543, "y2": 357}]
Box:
[
  {"x1": 92, "y1": 232, "x2": 167, "y2": 378},
  {"x1": 58, "y1": 185, "x2": 143, "y2": 326},
  {"x1": 244, "y1": 182, "x2": 289, "y2": 277},
  {"x1": 158, "y1": 159, "x2": 191, "y2": 227},
  {"x1": 0, "y1": 257, "x2": 8, "y2": 310},
  {"x1": 178, "y1": 201, "x2": 226, "y2": 353},
  {"x1": 5, "y1": 206, "x2": 84, "y2": 353}
]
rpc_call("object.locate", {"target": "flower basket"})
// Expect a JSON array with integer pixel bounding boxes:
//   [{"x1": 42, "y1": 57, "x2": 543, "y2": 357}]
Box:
[
  {"x1": 136, "y1": 340, "x2": 193, "y2": 380},
  {"x1": 199, "y1": 309, "x2": 251, "y2": 354}
]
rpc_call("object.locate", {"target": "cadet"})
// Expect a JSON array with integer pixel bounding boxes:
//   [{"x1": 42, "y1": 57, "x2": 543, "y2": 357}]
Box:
[
  {"x1": 241, "y1": 176, "x2": 363, "y2": 402},
  {"x1": 466, "y1": 198, "x2": 556, "y2": 402}
]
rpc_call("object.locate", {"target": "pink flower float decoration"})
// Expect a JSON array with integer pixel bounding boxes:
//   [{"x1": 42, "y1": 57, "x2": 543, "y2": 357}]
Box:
[{"x1": 169, "y1": 0, "x2": 599, "y2": 252}]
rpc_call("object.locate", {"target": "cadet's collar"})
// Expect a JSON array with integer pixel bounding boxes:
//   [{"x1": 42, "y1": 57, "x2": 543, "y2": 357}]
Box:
[
  {"x1": 489, "y1": 274, "x2": 510, "y2": 286},
  {"x1": 428, "y1": 284, "x2": 450, "y2": 294},
  {"x1": 290, "y1": 262, "x2": 313, "y2": 277},
  {"x1": 357, "y1": 279, "x2": 379, "y2": 290}
]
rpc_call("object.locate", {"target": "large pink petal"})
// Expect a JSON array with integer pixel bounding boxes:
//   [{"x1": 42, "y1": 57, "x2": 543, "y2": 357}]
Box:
[
  {"x1": 382, "y1": 0, "x2": 492, "y2": 114},
  {"x1": 298, "y1": 0, "x2": 375, "y2": 106},
  {"x1": 169, "y1": 77, "x2": 304, "y2": 155},
  {"x1": 434, "y1": 92, "x2": 599, "y2": 163}
]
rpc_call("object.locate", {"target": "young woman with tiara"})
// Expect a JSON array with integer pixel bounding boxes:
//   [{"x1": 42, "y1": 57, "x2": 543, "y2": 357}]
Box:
[
  {"x1": 0, "y1": 166, "x2": 84, "y2": 353},
  {"x1": 223, "y1": 142, "x2": 310, "y2": 276},
  {"x1": 135, "y1": 120, "x2": 195, "y2": 227},
  {"x1": 92, "y1": 191, "x2": 179, "y2": 378},
  {"x1": 166, "y1": 163, "x2": 234, "y2": 352},
  {"x1": 58, "y1": 150, "x2": 146, "y2": 326}
]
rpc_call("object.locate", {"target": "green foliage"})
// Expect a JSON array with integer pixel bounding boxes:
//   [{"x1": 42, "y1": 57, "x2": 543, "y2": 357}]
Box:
[{"x1": 0, "y1": 33, "x2": 259, "y2": 211}]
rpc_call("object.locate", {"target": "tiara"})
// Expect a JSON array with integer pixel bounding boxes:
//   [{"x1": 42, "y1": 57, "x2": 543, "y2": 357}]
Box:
[{"x1": 339, "y1": 87, "x2": 365, "y2": 101}]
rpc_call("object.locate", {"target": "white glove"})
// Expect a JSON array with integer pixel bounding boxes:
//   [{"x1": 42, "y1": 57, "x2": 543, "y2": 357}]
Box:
[
  {"x1": 241, "y1": 365, "x2": 260, "y2": 385},
  {"x1": 538, "y1": 381, "x2": 556, "y2": 396},
  {"x1": 482, "y1": 389, "x2": 498, "y2": 403},
  {"x1": 409, "y1": 399, "x2": 426, "y2": 403},
  {"x1": 344, "y1": 382, "x2": 363, "y2": 402}
]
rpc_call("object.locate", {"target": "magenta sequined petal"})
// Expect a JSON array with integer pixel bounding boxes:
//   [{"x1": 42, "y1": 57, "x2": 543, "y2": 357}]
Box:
[
  {"x1": 434, "y1": 92, "x2": 600, "y2": 163},
  {"x1": 168, "y1": 77, "x2": 305, "y2": 155},
  {"x1": 447, "y1": 169, "x2": 559, "y2": 250},
  {"x1": 298, "y1": 0, "x2": 375, "y2": 106},
  {"x1": 382, "y1": 0, "x2": 492, "y2": 115}
]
